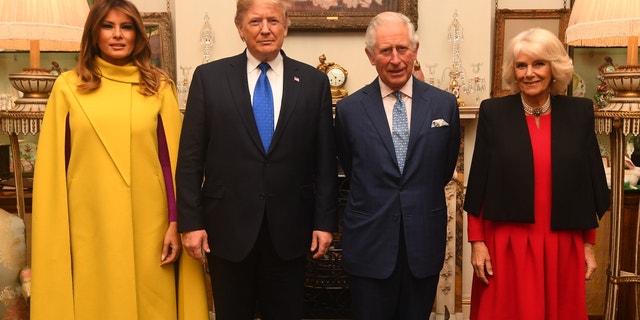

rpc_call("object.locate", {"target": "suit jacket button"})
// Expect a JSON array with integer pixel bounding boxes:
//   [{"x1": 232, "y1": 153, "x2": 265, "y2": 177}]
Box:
[{"x1": 259, "y1": 193, "x2": 266, "y2": 200}]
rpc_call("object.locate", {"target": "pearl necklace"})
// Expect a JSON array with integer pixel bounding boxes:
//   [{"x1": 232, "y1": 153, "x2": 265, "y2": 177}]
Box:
[{"x1": 521, "y1": 95, "x2": 551, "y2": 117}]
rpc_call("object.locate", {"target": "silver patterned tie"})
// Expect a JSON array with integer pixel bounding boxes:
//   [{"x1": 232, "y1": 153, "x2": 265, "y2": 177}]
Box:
[{"x1": 392, "y1": 91, "x2": 409, "y2": 174}]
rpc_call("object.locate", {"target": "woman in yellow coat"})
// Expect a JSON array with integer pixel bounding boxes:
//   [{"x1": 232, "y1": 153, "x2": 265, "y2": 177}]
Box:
[{"x1": 30, "y1": 1, "x2": 208, "y2": 319}]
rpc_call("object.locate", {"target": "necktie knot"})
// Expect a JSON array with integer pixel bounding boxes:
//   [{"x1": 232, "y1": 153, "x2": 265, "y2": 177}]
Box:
[
  {"x1": 394, "y1": 90, "x2": 403, "y2": 101},
  {"x1": 259, "y1": 62, "x2": 270, "y2": 73}
]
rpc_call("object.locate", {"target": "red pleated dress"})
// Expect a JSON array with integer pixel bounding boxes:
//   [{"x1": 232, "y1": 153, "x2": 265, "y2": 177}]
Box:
[{"x1": 468, "y1": 114, "x2": 595, "y2": 320}]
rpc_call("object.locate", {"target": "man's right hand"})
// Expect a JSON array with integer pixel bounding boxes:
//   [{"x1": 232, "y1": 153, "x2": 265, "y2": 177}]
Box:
[{"x1": 182, "y1": 230, "x2": 210, "y2": 265}]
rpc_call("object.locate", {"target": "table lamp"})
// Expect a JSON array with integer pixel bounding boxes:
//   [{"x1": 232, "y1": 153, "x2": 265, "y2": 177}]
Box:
[
  {"x1": 0, "y1": 0, "x2": 89, "y2": 219},
  {"x1": 566, "y1": 1, "x2": 640, "y2": 319}
]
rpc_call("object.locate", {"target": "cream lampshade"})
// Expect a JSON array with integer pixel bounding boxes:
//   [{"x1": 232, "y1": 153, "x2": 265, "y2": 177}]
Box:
[
  {"x1": 566, "y1": 1, "x2": 640, "y2": 319},
  {"x1": 566, "y1": 0, "x2": 639, "y2": 64}
]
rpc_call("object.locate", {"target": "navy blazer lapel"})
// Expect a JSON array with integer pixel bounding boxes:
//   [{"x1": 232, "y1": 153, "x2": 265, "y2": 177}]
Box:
[
  {"x1": 228, "y1": 52, "x2": 267, "y2": 154},
  {"x1": 271, "y1": 53, "x2": 300, "y2": 152},
  {"x1": 408, "y1": 81, "x2": 431, "y2": 154},
  {"x1": 361, "y1": 79, "x2": 398, "y2": 165}
]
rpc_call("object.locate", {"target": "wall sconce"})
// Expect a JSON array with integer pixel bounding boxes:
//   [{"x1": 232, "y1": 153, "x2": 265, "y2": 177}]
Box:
[
  {"x1": 178, "y1": 66, "x2": 192, "y2": 111},
  {"x1": 425, "y1": 11, "x2": 486, "y2": 107},
  {"x1": 200, "y1": 12, "x2": 214, "y2": 63}
]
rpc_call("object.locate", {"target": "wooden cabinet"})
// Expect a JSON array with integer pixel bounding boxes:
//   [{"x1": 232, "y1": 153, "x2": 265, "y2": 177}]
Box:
[
  {"x1": 0, "y1": 189, "x2": 31, "y2": 214},
  {"x1": 615, "y1": 193, "x2": 640, "y2": 320}
]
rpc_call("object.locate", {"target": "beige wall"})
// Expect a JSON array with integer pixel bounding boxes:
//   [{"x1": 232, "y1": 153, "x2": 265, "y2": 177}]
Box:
[
  {"x1": 129, "y1": 0, "x2": 572, "y2": 319},
  {"x1": 1, "y1": 1, "x2": 586, "y2": 319},
  {"x1": 152, "y1": 0, "x2": 495, "y2": 108}
]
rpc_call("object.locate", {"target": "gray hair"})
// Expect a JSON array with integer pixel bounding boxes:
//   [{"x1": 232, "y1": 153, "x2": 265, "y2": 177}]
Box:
[{"x1": 365, "y1": 11, "x2": 418, "y2": 54}]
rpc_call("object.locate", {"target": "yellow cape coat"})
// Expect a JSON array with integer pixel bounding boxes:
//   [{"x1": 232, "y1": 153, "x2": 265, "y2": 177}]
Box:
[{"x1": 30, "y1": 58, "x2": 208, "y2": 320}]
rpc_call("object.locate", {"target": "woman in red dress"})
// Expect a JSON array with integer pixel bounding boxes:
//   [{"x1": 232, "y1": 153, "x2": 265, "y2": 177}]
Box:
[{"x1": 464, "y1": 28, "x2": 610, "y2": 320}]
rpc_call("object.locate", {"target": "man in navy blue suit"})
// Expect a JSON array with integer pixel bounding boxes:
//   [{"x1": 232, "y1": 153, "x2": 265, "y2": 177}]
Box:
[
  {"x1": 335, "y1": 11, "x2": 460, "y2": 319},
  {"x1": 176, "y1": 0, "x2": 337, "y2": 319}
]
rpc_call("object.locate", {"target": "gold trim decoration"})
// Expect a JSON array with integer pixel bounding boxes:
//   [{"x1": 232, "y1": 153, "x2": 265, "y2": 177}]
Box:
[
  {"x1": 491, "y1": 9, "x2": 571, "y2": 98},
  {"x1": 142, "y1": 12, "x2": 177, "y2": 82},
  {"x1": 288, "y1": 0, "x2": 418, "y2": 31}
]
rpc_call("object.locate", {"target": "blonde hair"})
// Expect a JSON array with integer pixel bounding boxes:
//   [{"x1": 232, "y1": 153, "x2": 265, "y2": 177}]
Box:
[{"x1": 502, "y1": 28, "x2": 573, "y2": 95}]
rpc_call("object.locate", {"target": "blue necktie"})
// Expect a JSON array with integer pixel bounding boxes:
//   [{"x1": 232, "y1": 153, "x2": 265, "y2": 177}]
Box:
[
  {"x1": 392, "y1": 91, "x2": 409, "y2": 174},
  {"x1": 253, "y1": 62, "x2": 274, "y2": 151}
]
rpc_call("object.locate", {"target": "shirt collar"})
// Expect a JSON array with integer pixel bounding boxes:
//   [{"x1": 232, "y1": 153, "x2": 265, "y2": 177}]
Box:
[
  {"x1": 246, "y1": 51, "x2": 283, "y2": 75},
  {"x1": 379, "y1": 76, "x2": 414, "y2": 99}
]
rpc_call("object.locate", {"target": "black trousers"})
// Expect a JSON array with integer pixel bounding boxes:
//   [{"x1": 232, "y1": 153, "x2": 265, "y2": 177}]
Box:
[{"x1": 207, "y1": 218, "x2": 306, "y2": 320}]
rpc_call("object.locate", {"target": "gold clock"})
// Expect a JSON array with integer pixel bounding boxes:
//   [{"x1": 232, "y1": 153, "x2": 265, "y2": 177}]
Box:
[{"x1": 317, "y1": 54, "x2": 348, "y2": 104}]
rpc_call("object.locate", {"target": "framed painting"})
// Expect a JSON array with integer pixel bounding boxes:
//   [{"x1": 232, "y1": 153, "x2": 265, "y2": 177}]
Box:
[
  {"x1": 142, "y1": 12, "x2": 177, "y2": 82},
  {"x1": 491, "y1": 9, "x2": 571, "y2": 98},
  {"x1": 288, "y1": 0, "x2": 418, "y2": 31}
]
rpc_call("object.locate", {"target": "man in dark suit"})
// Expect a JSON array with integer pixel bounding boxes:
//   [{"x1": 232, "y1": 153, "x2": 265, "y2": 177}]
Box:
[
  {"x1": 175, "y1": 0, "x2": 338, "y2": 319},
  {"x1": 335, "y1": 11, "x2": 460, "y2": 319}
]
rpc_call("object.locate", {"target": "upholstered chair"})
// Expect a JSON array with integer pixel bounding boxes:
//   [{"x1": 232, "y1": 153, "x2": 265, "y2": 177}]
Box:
[{"x1": 0, "y1": 208, "x2": 29, "y2": 319}]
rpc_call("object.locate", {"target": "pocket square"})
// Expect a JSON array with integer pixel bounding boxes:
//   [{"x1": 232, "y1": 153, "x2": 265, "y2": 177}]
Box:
[{"x1": 431, "y1": 119, "x2": 449, "y2": 127}]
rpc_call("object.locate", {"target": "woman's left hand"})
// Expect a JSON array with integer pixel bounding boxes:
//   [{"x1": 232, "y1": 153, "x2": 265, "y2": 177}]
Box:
[
  {"x1": 161, "y1": 221, "x2": 181, "y2": 265},
  {"x1": 584, "y1": 243, "x2": 597, "y2": 280}
]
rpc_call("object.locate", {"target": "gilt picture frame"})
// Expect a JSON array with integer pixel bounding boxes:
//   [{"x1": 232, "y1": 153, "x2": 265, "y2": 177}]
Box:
[
  {"x1": 288, "y1": 0, "x2": 418, "y2": 31},
  {"x1": 491, "y1": 9, "x2": 571, "y2": 98},
  {"x1": 142, "y1": 12, "x2": 177, "y2": 82}
]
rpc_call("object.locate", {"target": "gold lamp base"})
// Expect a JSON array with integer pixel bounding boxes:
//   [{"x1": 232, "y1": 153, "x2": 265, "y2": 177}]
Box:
[
  {"x1": 8, "y1": 67, "x2": 57, "y2": 113},
  {"x1": 2, "y1": 67, "x2": 56, "y2": 135},
  {"x1": 604, "y1": 65, "x2": 640, "y2": 97},
  {"x1": 596, "y1": 64, "x2": 640, "y2": 320}
]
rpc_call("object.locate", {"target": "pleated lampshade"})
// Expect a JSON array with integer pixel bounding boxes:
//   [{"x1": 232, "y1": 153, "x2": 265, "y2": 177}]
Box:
[
  {"x1": 0, "y1": 0, "x2": 90, "y2": 67},
  {"x1": 566, "y1": 0, "x2": 640, "y2": 65}
]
